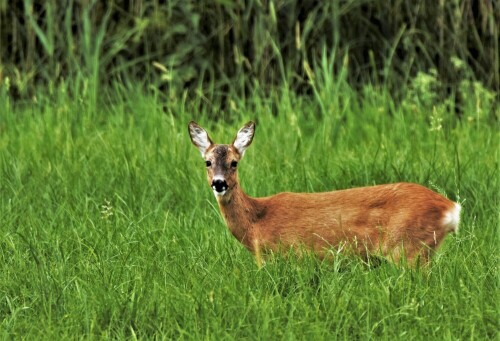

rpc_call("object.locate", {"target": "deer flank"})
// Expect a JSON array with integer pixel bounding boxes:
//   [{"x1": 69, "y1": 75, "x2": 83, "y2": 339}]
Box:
[{"x1": 188, "y1": 121, "x2": 461, "y2": 266}]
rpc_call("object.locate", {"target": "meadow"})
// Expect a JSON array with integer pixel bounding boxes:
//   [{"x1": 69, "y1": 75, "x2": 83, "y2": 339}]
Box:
[{"x1": 0, "y1": 73, "x2": 498, "y2": 339}]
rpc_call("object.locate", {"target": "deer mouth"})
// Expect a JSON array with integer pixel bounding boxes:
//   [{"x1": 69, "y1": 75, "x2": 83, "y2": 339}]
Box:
[
  {"x1": 211, "y1": 177, "x2": 229, "y2": 196},
  {"x1": 212, "y1": 185, "x2": 228, "y2": 197},
  {"x1": 213, "y1": 189, "x2": 227, "y2": 197}
]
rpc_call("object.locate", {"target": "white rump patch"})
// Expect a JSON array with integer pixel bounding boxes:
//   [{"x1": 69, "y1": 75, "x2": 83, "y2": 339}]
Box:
[{"x1": 442, "y1": 202, "x2": 461, "y2": 232}]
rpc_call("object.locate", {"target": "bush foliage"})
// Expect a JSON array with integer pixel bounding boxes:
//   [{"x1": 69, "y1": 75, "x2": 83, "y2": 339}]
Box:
[{"x1": 0, "y1": 0, "x2": 498, "y2": 102}]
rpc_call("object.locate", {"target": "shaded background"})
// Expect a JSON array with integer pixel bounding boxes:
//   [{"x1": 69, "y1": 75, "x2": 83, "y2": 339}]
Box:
[{"x1": 0, "y1": 0, "x2": 498, "y2": 108}]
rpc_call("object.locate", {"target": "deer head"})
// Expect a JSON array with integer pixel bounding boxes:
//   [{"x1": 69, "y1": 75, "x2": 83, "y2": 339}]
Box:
[{"x1": 188, "y1": 121, "x2": 255, "y2": 199}]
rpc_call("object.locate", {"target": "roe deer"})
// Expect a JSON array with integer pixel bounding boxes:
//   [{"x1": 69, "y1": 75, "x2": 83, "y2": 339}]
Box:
[{"x1": 188, "y1": 121, "x2": 461, "y2": 266}]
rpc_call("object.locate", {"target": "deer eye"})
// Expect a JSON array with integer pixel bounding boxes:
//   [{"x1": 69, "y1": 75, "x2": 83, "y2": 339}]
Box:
[
  {"x1": 205, "y1": 160, "x2": 212, "y2": 167},
  {"x1": 231, "y1": 161, "x2": 238, "y2": 168}
]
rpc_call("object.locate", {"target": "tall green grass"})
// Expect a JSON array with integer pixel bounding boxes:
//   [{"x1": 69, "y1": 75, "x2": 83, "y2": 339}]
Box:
[{"x1": 0, "y1": 75, "x2": 498, "y2": 338}]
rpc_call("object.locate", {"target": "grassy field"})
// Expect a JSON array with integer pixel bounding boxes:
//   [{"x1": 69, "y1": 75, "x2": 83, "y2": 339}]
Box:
[{"x1": 0, "y1": 83, "x2": 498, "y2": 339}]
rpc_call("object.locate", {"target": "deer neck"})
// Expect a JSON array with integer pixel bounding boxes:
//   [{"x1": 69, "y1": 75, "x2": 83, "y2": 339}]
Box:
[{"x1": 216, "y1": 184, "x2": 262, "y2": 249}]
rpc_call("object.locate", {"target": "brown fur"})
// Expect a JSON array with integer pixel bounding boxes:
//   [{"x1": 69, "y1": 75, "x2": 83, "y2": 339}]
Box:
[
  {"x1": 217, "y1": 182, "x2": 456, "y2": 264},
  {"x1": 189, "y1": 121, "x2": 460, "y2": 266}
]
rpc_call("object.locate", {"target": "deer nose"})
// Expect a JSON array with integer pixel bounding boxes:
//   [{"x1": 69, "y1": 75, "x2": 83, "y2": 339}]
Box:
[{"x1": 212, "y1": 179, "x2": 228, "y2": 193}]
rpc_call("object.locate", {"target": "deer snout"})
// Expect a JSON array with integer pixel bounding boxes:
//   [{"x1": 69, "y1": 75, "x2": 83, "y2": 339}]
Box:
[{"x1": 212, "y1": 178, "x2": 228, "y2": 193}]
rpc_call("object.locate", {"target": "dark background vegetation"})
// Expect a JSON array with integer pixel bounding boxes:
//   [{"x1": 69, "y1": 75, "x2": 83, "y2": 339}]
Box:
[{"x1": 0, "y1": 0, "x2": 498, "y2": 106}]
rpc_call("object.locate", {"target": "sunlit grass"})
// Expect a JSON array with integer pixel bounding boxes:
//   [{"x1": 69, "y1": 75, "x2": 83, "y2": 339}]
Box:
[{"x1": 0, "y1": 84, "x2": 498, "y2": 339}]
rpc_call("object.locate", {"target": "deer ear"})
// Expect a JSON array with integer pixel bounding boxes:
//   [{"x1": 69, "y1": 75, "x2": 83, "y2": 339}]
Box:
[
  {"x1": 188, "y1": 121, "x2": 213, "y2": 157},
  {"x1": 232, "y1": 121, "x2": 255, "y2": 157}
]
